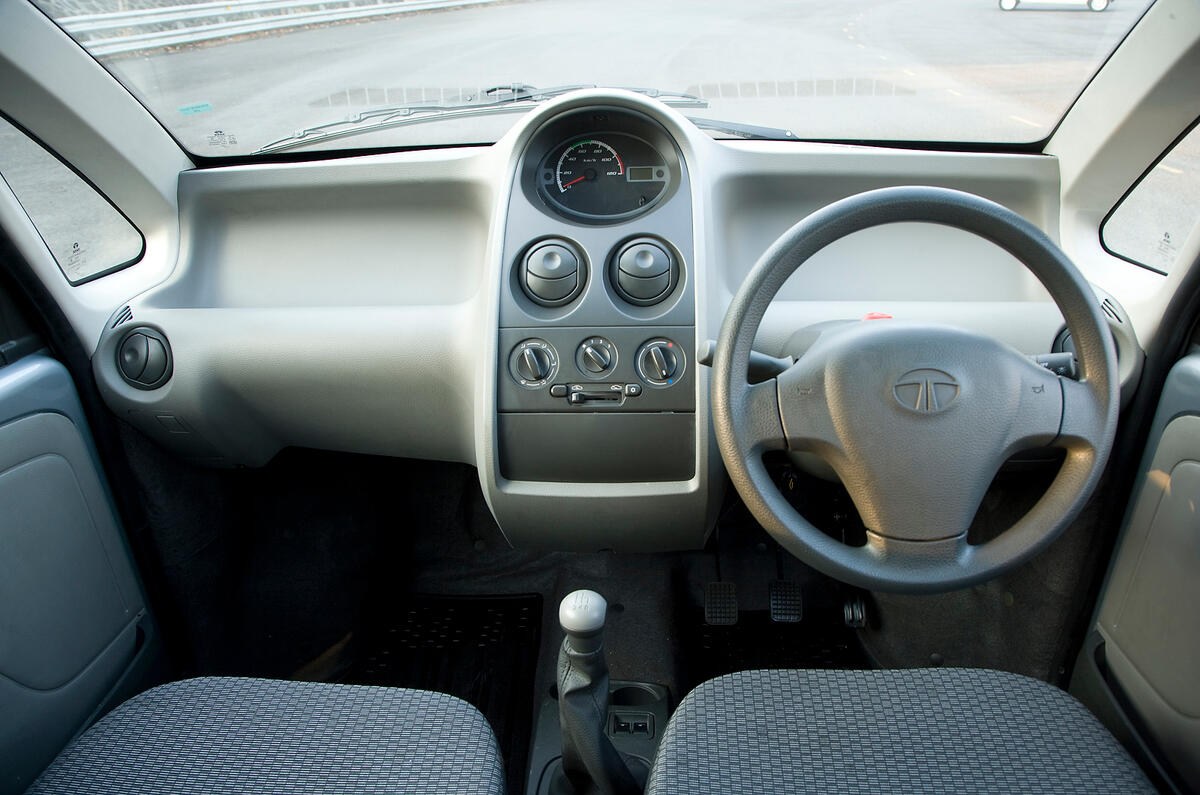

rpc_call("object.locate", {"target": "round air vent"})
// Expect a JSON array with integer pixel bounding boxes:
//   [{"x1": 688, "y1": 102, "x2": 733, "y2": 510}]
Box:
[
  {"x1": 520, "y1": 240, "x2": 586, "y2": 307},
  {"x1": 116, "y1": 327, "x2": 172, "y2": 390},
  {"x1": 611, "y1": 238, "x2": 677, "y2": 306}
]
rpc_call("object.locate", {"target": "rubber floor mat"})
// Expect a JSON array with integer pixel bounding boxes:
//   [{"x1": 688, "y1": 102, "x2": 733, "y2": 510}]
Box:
[
  {"x1": 341, "y1": 594, "x2": 541, "y2": 795},
  {"x1": 680, "y1": 609, "x2": 868, "y2": 696}
]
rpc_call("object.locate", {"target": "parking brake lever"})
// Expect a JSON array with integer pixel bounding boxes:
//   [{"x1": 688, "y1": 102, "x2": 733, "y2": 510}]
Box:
[{"x1": 697, "y1": 339, "x2": 794, "y2": 382}]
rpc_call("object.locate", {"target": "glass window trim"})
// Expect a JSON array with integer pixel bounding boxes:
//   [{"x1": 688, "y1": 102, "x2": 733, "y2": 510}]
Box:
[
  {"x1": 0, "y1": 110, "x2": 146, "y2": 286},
  {"x1": 1100, "y1": 114, "x2": 1200, "y2": 276}
]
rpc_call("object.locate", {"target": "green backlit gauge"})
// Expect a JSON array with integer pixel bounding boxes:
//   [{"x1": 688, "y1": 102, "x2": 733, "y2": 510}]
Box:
[{"x1": 538, "y1": 133, "x2": 671, "y2": 221}]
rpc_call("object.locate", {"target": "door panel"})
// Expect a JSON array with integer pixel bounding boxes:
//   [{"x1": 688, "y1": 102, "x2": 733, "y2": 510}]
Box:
[
  {"x1": 1089, "y1": 352, "x2": 1200, "y2": 787},
  {"x1": 0, "y1": 354, "x2": 157, "y2": 794}
]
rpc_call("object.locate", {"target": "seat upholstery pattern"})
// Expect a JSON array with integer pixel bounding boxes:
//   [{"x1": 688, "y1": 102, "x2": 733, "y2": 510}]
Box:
[
  {"x1": 646, "y1": 668, "x2": 1154, "y2": 795},
  {"x1": 27, "y1": 677, "x2": 504, "y2": 795}
]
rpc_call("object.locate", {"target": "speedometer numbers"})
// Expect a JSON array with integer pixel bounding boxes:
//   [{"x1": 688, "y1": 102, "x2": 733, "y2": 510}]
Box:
[
  {"x1": 539, "y1": 133, "x2": 670, "y2": 221},
  {"x1": 556, "y1": 139, "x2": 624, "y2": 192}
]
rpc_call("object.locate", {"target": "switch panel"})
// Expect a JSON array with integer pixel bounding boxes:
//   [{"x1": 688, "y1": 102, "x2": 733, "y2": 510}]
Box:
[{"x1": 498, "y1": 326, "x2": 694, "y2": 413}]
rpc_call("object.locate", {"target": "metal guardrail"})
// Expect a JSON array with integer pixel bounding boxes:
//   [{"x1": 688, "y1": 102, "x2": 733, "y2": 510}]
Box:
[{"x1": 60, "y1": 0, "x2": 507, "y2": 57}]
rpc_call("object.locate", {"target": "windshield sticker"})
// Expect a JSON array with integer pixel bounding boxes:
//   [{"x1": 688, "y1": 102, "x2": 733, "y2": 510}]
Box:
[
  {"x1": 206, "y1": 130, "x2": 239, "y2": 148},
  {"x1": 65, "y1": 241, "x2": 88, "y2": 280},
  {"x1": 179, "y1": 103, "x2": 213, "y2": 116},
  {"x1": 1155, "y1": 232, "x2": 1178, "y2": 264}
]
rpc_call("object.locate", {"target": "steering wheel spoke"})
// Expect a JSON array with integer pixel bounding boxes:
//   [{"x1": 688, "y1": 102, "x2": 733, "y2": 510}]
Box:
[
  {"x1": 999, "y1": 351, "x2": 1066, "y2": 453},
  {"x1": 775, "y1": 352, "x2": 845, "y2": 458},
  {"x1": 1057, "y1": 376, "x2": 1107, "y2": 454},
  {"x1": 864, "y1": 530, "x2": 971, "y2": 571},
  {"x1": 740, "y1": 378, "x2": 787, "y2": 452},
  {"x1": 836, "y1": 415, "x2": 1000, "y2": 544}
]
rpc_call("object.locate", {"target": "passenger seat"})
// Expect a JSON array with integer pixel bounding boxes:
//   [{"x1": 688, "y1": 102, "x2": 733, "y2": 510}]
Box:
[{"x1": 26, "y1": 677, "x2": 504, "y2": 794}]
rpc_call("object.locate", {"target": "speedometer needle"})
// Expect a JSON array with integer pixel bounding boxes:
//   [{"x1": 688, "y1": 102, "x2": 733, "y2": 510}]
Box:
[{"x1": 561, "y1": 176, "x2": 586, "y2": 189}]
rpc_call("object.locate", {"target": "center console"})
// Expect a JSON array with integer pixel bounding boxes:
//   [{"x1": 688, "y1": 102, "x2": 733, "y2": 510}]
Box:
[{"x1": 496, "y1": 106, "x2": 698, "y2": 485}]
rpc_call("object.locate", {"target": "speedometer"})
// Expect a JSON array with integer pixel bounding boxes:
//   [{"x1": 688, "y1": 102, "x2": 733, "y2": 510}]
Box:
[
  {"x1": 556, "y1": 139, "x2": 624, "y2": 192},
  {"x1": 537, "y1": 133, "x2": 671, "y2": 221}
]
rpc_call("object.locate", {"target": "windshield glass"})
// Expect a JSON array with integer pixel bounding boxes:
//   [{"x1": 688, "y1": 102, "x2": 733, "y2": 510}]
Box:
[{"x1": 33, "y1": 0, "x2": 1153, "y2": 157}]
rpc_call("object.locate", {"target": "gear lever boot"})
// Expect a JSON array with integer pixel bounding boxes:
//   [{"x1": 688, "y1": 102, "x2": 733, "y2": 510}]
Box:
[{"x1": 557, "y1": 590, "x2": 640, "y2": 795}]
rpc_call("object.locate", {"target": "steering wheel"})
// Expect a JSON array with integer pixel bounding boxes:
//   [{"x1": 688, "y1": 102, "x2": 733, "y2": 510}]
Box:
[{"x1": 712, "y1": 186, "x2": 1118, "y2": 593}]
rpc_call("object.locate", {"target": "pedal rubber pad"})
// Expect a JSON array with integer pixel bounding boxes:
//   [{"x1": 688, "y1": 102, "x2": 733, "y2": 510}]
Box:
[
  {"x1": 703, "y1": 582, "x2": 739, "y2": 626},
  {"x1": 769, "y1": 580, "x2": 803, "y2": 623}
]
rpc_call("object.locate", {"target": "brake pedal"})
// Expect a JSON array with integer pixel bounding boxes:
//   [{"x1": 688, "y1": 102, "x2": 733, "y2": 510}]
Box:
[
  {"x1": 703, "y1": 582, "x2": 738, "y2": 626},
  {"x1": 769, "y1": 580, "x2": 803, "y2": 623}
]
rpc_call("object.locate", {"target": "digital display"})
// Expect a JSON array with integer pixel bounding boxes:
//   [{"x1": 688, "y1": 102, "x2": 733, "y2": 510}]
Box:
[{"x1": 627, "y1": 166, "x2": 658, "y2": 182}]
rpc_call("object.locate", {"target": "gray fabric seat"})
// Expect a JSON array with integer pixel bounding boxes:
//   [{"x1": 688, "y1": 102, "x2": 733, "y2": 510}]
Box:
[
  {"x1": 27, "y1": 677, "x2": 504, "y2": 795},
  {"x1": 646, "y1": 668, "x2": 1155, "y2": 795}
]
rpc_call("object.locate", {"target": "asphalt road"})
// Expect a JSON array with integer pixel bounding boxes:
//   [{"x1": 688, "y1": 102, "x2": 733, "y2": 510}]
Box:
[
  {"x1": 3, "y1": 0, "x2": 1194, "y2": 278},
  {"x1": 101, "y1": 0, "x2": 1151, "y2": 153}
]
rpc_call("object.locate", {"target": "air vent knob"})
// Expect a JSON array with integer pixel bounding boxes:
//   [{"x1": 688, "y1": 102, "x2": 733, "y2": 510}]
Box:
[
  {"x1": 612, "y1": 238, "x2": 677, "y2": 306},
  {"x1": 116, "y1": 327, "x2": 172, "y2": 389},
  {"x1": 522, "y1": 240, "x2": 585, "y2": 306}
]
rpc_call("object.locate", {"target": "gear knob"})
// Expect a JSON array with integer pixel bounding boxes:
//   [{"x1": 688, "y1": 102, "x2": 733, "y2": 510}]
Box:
[{"x1": 559, "y1": 590, "x2": 607, "y2": 651}]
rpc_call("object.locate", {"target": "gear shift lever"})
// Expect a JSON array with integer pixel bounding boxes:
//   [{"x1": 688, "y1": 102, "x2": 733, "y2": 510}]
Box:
[{"x1": 557, "y1": 590, "x2": 639, "y2": 795}]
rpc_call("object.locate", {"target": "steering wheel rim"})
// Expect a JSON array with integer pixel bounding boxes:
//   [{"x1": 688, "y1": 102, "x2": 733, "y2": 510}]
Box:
[{"x1": 712, "y1": 186, "x2": 1118, "y2": 594}]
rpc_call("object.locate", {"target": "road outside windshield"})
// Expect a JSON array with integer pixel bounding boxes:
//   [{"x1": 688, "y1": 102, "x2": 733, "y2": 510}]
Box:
[{"x1": 34, "y1": 0, "x2": 1152, "y2": 155}]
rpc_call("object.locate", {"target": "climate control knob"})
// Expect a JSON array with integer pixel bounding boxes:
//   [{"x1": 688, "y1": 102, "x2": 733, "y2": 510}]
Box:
[
  {"x1": 575, "y1": 336, "x2": 616, "y2": 378},
  {"x1": 509, "y1": 339, "x2": 558, "y2": 388},
  {"x1": 635, "y1": 338, "x2": 684, "y2": 387}
]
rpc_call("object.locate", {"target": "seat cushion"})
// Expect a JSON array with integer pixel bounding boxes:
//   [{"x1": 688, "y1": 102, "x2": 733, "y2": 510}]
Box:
[
  {"x1": 27, "y1": 677, "x2": 504, "y2": 795},
  {"x1": 646, "y1": 668, "x2": 1154, "y2": 795}
]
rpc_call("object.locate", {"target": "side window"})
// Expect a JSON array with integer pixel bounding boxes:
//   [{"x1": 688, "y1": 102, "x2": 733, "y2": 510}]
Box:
[
  {"x1": 0, "y1": 114, "x2": 143, "y2": 285},
  {"x1": 1102, "y1": 121, "x2": 1200, "y2": 275}
]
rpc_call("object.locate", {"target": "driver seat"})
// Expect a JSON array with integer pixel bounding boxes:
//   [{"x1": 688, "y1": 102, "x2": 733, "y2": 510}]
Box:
[{"x1": 645, "y1": 668, "x2": 1154, "y2": 794}]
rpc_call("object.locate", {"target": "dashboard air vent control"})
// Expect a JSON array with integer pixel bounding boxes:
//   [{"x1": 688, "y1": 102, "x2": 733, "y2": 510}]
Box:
[
  {"x1": 116, "y1": 327, "x2": 173, "y2": 390},
  {"x1": 522, "y1": 240, "x2": 585, "y2": 306},
  {"x1": 612, "y1": 238, "x2": 677, "y2": 305},
  {"x1": 575, "y1": 336, "x2": 617, "y2": 378},
  {"x1": 509, "y1": 338, "x2": 559, "y2": 388},
  {"x1": 636, "y1": 338, "x2": 684, "y2": 387}
]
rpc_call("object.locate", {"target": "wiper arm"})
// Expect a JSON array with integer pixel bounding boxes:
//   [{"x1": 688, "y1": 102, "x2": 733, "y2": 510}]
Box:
[
  {"x1": 254, "y1": 84, "x2": 708, "y2": 154},
  {"x1": 481, "y1": 83, "x2": 706, "y2": 106},
  {"x1": 690, "y1": 117, "x2": 798, "y2": 141}
]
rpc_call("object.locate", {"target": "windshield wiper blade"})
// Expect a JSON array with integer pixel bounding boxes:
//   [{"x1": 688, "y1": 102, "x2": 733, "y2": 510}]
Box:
[
  {"x1": 690, "y1": 117, "x2": 799, "y2": 141},
  {"x1": 254, "y1": 85, "x2": 708, "y2": 154}
]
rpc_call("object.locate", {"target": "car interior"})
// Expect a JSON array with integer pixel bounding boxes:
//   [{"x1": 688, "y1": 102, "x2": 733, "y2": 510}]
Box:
[{"x1": 1, "y1": 0, "x2": 1198, "y2": 792}]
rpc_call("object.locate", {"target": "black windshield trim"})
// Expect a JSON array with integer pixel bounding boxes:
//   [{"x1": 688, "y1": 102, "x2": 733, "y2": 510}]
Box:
[{"x1": 189, "y1": 136, "x2": 1053, "y2": 170}]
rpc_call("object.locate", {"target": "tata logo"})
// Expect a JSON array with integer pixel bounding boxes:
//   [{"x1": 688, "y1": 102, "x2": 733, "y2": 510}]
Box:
[{"x1": 893, "y1": 369, "x2": 960, "y2": 414}]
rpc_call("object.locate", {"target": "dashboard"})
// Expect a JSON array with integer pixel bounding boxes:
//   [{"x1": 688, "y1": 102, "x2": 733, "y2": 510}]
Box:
[{"x1": 87, "y1": 89, "x2": 1137, "y2": 553}]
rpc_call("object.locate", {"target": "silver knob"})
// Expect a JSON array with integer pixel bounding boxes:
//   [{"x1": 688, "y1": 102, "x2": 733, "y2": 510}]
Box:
[{"x1": 559, "y1": 589, "x2": 607, "y2": 636}]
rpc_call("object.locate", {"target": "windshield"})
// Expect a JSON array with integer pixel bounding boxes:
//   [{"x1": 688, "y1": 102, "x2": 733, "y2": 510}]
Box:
[{"x1": 33, "y1": 0, "x2": 1153, "y2": 157}]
